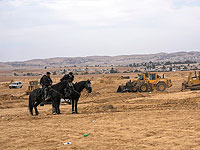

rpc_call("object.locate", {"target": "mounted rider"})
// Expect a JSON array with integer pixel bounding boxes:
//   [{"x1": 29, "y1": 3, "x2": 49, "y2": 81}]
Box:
[
  {"x1": 60, "y1": 72, "x2": 74, "y2": 82},
  {"x1": 40, "y1": 72, "x2": 52, "y2": 101},
  {"x1": 60, "y1": 72, "x2": 75, "y2": 98}
]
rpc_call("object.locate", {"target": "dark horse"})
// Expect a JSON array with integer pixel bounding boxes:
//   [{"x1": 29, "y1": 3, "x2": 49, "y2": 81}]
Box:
[
  {"x1": 28, "y1": 80, "x2": 73, "y2": 115},
  {"x1": 67, "y1": 80, "x2": 92, "y2": 114}
]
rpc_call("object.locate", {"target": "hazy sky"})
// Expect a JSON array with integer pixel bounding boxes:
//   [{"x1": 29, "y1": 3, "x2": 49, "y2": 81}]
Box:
[{"x1": 0, "y1": 0, "x2": 200, "y2": 62}]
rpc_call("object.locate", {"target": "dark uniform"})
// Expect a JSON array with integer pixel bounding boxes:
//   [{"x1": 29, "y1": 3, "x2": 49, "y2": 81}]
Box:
[
  {"x1": 60, "y1": 72, "x2": 74, "y2": 82},
  {"x1": 40, "y1": 73, "x2": 52, "y2": 100},
  {"x1": 60, "y1": 72, "x2": 74, "y2": 98}
]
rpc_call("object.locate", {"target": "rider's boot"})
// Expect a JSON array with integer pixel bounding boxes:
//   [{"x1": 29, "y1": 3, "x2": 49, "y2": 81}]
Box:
[
  {"x1": 44, "y1": 88, "x2": 51, "y2": 101},
  {"x1": 40, "y1": 90, "x2": 48, "y2": 106}
]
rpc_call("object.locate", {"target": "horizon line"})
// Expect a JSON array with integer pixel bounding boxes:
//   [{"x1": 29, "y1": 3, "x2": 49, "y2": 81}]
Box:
[{"x1": 1, "y1": 50, "x2": 199, "y2": 63}]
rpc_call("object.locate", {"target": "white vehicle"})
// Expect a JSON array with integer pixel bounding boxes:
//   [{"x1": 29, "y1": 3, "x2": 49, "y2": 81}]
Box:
[{"x1": 9, "y1": 81, "x2": 23, "y2": 89}]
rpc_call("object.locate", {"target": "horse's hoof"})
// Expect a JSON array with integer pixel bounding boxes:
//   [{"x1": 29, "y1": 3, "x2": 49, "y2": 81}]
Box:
[
  {"x1": 35, "y1": 113, "x2": 39, "y2": 116},
  {"x1": 75, "y1": 112, "x2": 79, "y2": 114},
  {"x1": 72, "y1": 111, "x2": 76, "y2": 114},
  {"x1": 53, "y1": 112, "x2": 57, "y2": 115},
  {"x1": 57, "y1": 112, "x2": 61, "y2": 114}
]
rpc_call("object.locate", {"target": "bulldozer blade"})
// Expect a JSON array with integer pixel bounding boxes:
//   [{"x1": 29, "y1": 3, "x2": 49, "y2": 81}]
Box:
[{"x1": 117, "y1": 86, "x2": 125, "y2": 93}]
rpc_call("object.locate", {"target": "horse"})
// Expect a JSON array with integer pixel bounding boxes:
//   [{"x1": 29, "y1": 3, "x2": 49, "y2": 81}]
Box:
[
  {"x1": 67, "y1": 80, "x2": 92, "y2": 114},
  {"x1": 28, "y1": 80, "x2": 73, "y2": 115}
]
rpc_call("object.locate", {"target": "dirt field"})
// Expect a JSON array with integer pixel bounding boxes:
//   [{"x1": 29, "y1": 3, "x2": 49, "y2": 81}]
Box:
[{"x1": 1, "y1": 71, "x2": 200, "y2": 150}]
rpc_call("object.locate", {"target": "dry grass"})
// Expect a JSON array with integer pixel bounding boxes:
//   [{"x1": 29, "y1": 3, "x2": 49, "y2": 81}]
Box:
[{"x1": 0, "y1": 71, "x2": 200, "y2": 150}]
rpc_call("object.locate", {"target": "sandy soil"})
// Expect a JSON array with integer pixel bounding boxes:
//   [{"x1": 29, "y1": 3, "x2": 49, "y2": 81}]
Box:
[{"x1": 1, "y1": 71, "x2": 200, "y2": 150}]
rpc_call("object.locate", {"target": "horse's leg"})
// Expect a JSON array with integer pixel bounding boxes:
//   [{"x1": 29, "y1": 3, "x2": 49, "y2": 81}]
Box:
[
  {"x1": 34, "y1": 100, "x2": 41, "y2": 115},
  {"x1": 52, "y1": 99, "x2": 57, "y2": 115},
  {"x1": 29, "y1": 106, "x2": 34, "y2": 116},
  {"x1": 72, "y1": 99, "x2": 75, "y2": 114},
  {"x1": 55, "y1": 100, "x2": 58, "y2": 114},
  {"x1": 28, "y1": 95, "x2": 34, "y2": 116},
  {"x1": 75, "y1": 99, "x2": 79, "y2": 114},
  {"x1": 56, "y1": 99, "x2": 61, "y2": 114},
  {"x1": 58, "y1": 99, "x2": 61, "y2": 114}
]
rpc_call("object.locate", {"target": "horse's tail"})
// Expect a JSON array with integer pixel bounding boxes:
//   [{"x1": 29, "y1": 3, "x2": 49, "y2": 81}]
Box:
[{"x1": 28, "y1": 94, "x2": 34, "y2": 115}]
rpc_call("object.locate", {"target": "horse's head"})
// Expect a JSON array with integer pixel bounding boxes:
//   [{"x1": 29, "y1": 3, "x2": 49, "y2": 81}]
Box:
[{"x1": 84, "y1": 80, "x2": 92, "y2": 93}]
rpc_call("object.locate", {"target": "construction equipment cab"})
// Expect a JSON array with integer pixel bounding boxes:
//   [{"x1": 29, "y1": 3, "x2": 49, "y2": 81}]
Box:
[
  {"x1": 148, "y1": 73, "x2": 172, "y2": 91},
  {"x1": 137, "y1": 73, "x2": 149, "y2": 80}
]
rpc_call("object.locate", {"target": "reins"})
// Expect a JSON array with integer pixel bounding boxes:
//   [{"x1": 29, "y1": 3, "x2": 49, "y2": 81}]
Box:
[
  {"x1": 50, "y1": 88, "x2": 64, "y2": 97},
  {"x1": 50, "y1": 85, "x2": 80, "y2": 98}
]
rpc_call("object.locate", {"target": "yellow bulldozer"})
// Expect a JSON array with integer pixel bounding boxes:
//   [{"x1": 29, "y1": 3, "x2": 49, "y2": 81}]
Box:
[
  {"x1": 182, "y1": 71, "x2": 200, "y2": 91},
  {"x1": 117, "y1": 72, "x2": 172, "y2": 93},
  {"x1": 26, "y1": 81, "x2": 39, "y2": 95}
]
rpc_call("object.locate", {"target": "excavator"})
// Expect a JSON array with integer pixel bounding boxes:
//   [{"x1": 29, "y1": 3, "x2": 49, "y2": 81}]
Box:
[
  {"x1": 117, "y1": 72, "x2": 172, "y2": 93},
  {"x1": 182, "y1": 71, "x2": 200, "y2": 91}
]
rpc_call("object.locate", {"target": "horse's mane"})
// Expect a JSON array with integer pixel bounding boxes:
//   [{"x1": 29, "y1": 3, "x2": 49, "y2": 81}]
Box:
[
  {"x1": 74, "y1": 81, "x2": 86, "y2": 86},
  {"x1": 74, "y1": 80, "x2": 90, "y2": 92}
]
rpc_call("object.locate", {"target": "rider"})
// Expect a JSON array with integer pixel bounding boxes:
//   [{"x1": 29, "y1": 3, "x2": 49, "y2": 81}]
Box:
[
  {"x1": 40, "y1": 72, "x2": 53, "y2": 101},
  {"x1": 60, "y1": 72, "x2": 74, "y2": 99},
  {"x1": 60, "y1": 72, "x2": 74, "y2": 82}
]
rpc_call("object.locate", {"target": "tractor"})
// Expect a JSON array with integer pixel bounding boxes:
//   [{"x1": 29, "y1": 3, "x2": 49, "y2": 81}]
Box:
[
  {"x1": 182, "y1": 71, "x2": 200, "y2": 91},
  {"x1": 26, "y1": 81, "x2": 39, "y2": 95},
  {"x1": 117, "y1": 72, "x2": 172, "y2": 93},
  {"x1": 147, "y1": 72, "x2": 172, "y2": 91}
]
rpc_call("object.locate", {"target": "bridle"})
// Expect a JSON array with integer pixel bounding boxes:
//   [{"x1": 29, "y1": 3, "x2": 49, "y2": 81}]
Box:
[
  {"x1": 87, "y1": 83, "x2": 92, "y2": 88},
  {"x1": 49, "y1": 81, "x2": 76, "y2": 98},
  {"x1": 85, "y1": 81, "x2": 92, "y2": 92}
]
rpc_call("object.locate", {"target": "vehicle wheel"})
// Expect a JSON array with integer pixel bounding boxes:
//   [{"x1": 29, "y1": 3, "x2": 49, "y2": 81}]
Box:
[
  {"x1": 156, "y1": 83, "x2": 167, "y2": 91},
  {"x1": 139, "y1": 84, "x2": 148, "y2": 92}
]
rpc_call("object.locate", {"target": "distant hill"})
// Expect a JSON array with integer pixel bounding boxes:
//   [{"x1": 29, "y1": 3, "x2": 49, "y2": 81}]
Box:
[{"x1": 0, "y1": 51, "x2": 200, "y2": 69}]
